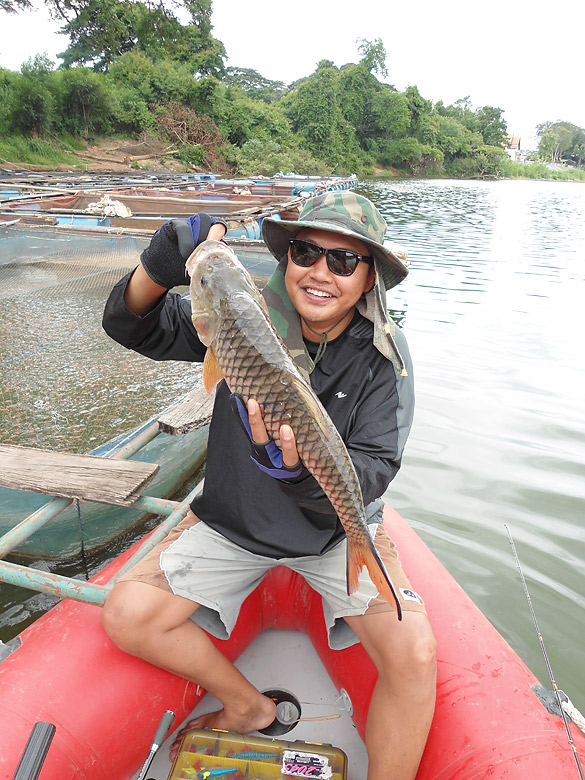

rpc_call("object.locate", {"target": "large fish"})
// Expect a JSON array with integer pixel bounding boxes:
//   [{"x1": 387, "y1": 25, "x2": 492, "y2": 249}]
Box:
[{"x1": 186, "y1": 239, "x2": 402, "y2": 617}]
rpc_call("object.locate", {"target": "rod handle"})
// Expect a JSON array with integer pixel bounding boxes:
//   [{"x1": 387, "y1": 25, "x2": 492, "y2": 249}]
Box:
[
  {"x1": 152, "y1": 710, "x2": 175, "y2": 750},
  {"x1": 12, "y1": 722, "x2": 56, "y2": 780}
]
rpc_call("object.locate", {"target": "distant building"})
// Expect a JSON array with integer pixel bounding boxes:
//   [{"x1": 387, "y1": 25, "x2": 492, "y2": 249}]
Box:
[{"x1": 503, "y1": 135, "x2": 522, "y2": 160}]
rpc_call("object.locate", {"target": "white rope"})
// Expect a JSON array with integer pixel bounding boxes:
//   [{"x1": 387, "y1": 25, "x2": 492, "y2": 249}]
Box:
[{"x1": 563, "y1": 699, "x2": 585, "y2": 737}]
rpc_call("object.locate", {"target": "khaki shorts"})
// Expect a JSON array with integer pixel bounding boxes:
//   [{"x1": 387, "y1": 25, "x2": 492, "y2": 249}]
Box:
[{"x1": 119, "y1": 511, "x2": 426, "y2": 650}]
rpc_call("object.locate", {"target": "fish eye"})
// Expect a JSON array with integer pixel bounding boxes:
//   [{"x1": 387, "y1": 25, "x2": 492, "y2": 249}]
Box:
[{"x1": 200, "y1": 276, "x2": 208, "y2": 288}]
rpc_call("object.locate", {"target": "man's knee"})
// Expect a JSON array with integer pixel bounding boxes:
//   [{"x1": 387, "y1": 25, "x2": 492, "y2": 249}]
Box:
[
  {"x1": 370, "y1": 614, "x2": 437, "y2": 681},
  {"x1": 101, "y1": 584, "x2": 156, "y2": 654}
]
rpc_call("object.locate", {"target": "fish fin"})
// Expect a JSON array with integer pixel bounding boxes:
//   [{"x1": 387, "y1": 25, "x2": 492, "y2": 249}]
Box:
[
  {"x1": 346, "y1": 539, "x2": 403, "y2": 621},
  {"x1": 290, "y1": 377, "x2": 330, "y2": 441},
  {"x1": 203, "y1": 346, "x2": 224, "y2": 394}
]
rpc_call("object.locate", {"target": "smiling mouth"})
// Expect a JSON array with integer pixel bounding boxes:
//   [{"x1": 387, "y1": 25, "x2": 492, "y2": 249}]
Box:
[{"x1": 304, "y1": 287, "x2": 335, "y2": 299}]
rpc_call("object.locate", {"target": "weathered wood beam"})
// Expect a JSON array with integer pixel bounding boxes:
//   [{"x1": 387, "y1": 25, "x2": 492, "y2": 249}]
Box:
[
  {"x1": 158, "y1": 387, "x2": 215, "y2": 436},
  {"x1": 0, "y1": 445, "x2": 159, "y2": 506}
]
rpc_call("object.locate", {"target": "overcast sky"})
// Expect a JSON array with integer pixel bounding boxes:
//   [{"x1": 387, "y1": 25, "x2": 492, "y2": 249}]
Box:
[{"x1": 1, "y1": 0, "x2": 583, "y2": 151}]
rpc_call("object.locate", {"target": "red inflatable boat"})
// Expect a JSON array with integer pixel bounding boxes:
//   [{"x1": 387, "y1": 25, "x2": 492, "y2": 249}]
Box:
[{"x1": 1, "y1": 504, "x2": 584, "y2": 779}]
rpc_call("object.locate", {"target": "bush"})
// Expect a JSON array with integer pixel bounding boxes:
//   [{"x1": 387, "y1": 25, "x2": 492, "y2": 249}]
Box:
[
  {"x1": 379, "y1": 137, "x2": 443, "y2": 175},
  {"x1": 227, "y1": 138, "x2": 331, "y2": 177},
  {"x1": 8, "y1": 77, "x2": 55, "y2": 136},
  {"x1": 57, "y1": 68, "x2": 114, "y2": 138}
]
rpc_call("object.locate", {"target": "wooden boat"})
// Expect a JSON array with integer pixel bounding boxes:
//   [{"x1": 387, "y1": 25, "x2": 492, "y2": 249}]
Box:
[
  {"x1": 1, "y1": 503, "x2": 584, "y2": 779},
  {"x1": 0, "y1": 173, "x2": 359, "y2": 238},
  {"x1": 0, "y1": 215, "x2": 20, "y2": 227},
  {"x1": 0, "y1": 412, "x2": 209, "y2": 560},
  {"x1": 4, "y1": 189, "x2": 300, "y2": 217}
]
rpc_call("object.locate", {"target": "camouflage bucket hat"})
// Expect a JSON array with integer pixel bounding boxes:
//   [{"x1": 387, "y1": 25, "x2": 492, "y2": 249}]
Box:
[{"x1": 262, "y1": 190, "x2": 408, "y2": 290}]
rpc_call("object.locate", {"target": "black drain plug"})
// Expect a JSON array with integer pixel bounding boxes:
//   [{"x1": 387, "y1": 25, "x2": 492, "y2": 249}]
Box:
[{"x1": 259, "y1": 689, "x2": 302, "y2": 736}]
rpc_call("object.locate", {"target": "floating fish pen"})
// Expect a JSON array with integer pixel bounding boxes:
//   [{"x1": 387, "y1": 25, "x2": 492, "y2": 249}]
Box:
[{"x1": 0, "y1": 218, "x2": 276, "y2": 557}]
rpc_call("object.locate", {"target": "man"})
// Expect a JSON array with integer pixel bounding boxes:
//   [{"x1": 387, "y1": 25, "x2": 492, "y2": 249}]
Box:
[{"x1": 101, "y1": 192, "x2": 436, "y2": 780}]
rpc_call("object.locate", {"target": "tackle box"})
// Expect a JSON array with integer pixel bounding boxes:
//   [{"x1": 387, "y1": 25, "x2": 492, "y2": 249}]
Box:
[{"x1": 167, "y1": 728, "x2": 348, "y2": 780}]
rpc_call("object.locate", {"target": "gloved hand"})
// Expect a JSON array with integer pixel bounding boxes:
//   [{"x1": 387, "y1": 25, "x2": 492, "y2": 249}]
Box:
[
  {"x1": 140, "y1": 214, "x2": 227, "y2": 289},
  {"x1": 230, "y1": 394, "x2": 306, "y2": 480}
]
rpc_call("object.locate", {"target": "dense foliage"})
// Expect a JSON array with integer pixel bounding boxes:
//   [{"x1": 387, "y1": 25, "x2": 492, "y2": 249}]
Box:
[{"x1": 0, "y1": 0, "x2": 583, "y2": 179}]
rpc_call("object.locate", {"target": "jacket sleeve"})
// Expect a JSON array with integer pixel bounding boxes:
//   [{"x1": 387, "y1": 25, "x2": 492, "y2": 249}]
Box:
[
  {"x1": 278, "y1": 327, "x2": 415, "y2": 514},
  {"x1": 102, "y1": 270, "x2": 207, "y2": 362}
]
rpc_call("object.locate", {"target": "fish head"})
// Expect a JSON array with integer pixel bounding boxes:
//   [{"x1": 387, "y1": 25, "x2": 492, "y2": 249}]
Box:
[{"x1": 186, "y1": 239, "x2": 261, "y2": 346}]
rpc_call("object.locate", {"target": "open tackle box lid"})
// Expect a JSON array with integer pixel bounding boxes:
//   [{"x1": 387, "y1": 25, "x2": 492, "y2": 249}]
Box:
[{"x1": 167, "y1": 728, "x2": 348, "y2": 780}]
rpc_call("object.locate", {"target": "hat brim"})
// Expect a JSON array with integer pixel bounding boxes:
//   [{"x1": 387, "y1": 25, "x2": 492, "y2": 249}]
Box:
[{"x1": 262, "y1": 216, "x2": 408, "y2": 290}]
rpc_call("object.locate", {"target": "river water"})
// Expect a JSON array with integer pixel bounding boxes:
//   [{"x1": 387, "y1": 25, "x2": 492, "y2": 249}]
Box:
[
  {"x1": 1, "y1": 178, "x2": 584, "y2": 715},
  {"x1": 361, "y1": 178, "x2": 585, "y2": 713}
]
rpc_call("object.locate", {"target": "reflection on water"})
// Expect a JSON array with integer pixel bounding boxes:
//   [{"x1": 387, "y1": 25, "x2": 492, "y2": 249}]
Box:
[
  {"x1": 359, "y1": 179, "x2": 585, "y2": 710},
  {"x1": 1, "y1": 184, "x2": 585, "y2": 715}
]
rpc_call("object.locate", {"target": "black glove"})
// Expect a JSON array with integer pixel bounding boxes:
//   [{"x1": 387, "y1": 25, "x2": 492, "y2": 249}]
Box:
[
  {"x1": 140, "y1": 214, "x2": 227, "y2": 289},
  {"x1": 229, "y1": 393, "x2": 306, "y2": 480}
]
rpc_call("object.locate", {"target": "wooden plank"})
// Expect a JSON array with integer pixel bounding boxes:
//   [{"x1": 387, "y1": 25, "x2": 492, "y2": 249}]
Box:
[
  {"x1": 158, "y1": 387, "x2": 215, "y2": 436},
  {"x1": 0, "y1": 445, "x2": 159, "y2": 506}
]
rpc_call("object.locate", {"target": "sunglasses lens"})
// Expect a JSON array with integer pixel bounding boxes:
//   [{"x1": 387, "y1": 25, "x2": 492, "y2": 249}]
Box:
[
  {"x1": 289, "y1": 240, "x2": 321, "y2": 267},
  {"x1": 289, "y1": 239, "x2": 368, "y2": 276},
  {"x1": 326, "y1": 249, "x2": 358, "y2": 276}
]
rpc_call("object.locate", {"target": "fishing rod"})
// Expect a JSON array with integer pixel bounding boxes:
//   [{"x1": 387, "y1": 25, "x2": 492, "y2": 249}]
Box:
[{"x1": 504, "y1": 524, "x2": 585, "y2": 780}]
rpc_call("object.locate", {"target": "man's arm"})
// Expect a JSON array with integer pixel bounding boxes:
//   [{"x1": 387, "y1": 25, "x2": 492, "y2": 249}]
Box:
[
  {"x1": 102, "y1": 217, "x2": 226, "y2": 361},
  {"x1": 123, "y1": 221, "x2": 227, "y2": 316}
]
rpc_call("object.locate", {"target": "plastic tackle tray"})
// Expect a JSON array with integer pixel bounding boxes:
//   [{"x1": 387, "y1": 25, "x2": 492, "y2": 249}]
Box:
[{"x1": 167, "y1": 728, "x2": 348, "y2": 780}]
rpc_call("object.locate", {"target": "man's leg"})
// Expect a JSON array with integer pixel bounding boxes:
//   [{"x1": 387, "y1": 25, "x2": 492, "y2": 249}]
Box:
[
  {"x1": 101, "y1": 582, "x2": 276, "y2": 738},
  {"x1": 344, "y1": 609, "x2": 436, "y2": 780}
]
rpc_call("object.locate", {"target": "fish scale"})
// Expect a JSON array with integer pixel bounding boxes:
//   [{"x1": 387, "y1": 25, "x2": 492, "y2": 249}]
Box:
[{"x1": 186, "y1": 240, "x2": 402, "y2": 615}]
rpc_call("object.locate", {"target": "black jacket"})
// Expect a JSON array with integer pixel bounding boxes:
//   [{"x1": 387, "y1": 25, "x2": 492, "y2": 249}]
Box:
[{"x1": 102, "y1": 271, "x2": 414, "y2": 558}]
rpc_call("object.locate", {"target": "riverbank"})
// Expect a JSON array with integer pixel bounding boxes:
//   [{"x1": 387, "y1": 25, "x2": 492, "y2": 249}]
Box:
[{"x1": 2, "y1": 135, "x2": 584, "y2": 183}]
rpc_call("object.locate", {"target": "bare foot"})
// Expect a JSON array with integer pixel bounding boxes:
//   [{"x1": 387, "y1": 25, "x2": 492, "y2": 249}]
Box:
[{"x1": 169, "y1": 694, "x2": 276, "y2": 761}]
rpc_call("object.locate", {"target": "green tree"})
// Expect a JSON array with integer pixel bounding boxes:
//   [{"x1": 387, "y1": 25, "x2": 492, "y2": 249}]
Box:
[
  {"x1": 356, "y1": 38, "x2": 388, "y2": 79},
  {"x1": 381, "y1": 137, "x2": 443, "y2": 175},
  {"x1": 283, "y1": 61, "x2": 345, "y2": 161},
  {"x1": 371, "y1": 88, "x2": 410, "y2": 140},
  {"x1": 537, "y1": 120, "x2": 585, "y2": 166},
  {"x1": 107, "y1": 50, "x2": 222, "y2": 117},
  {"x1": 9, "y1": 78, "x2": 55, "y2": 136},
  {"x1": 475, "y1": 105, "x2": 507, "y2": 147},
  {"x1": 58, "y1": 67, "x2": 113, "y2": 137},
  {"x1": 404, "y1": 85, "x2": 432, "y2": 136},
  {"x1": 8, "y1": 56, "x2": 56, "y2": 136},
  {"x1": 338, "y1": 62, "x2": 381, "y2": 148},
  {"x1": 224, "y1": 68, "x2": 286, "y2": 103},
  {"x1": 55, "y1": 0, "x2": 225, "y2": 73},
  {"x1": 220, "y1": 86, "x2": 291, "y2": 147},
  {"x1": 0, "y1": 0, "x2": 31, "y2": 10},
  {"x1": 434, "y1": 114, "x2": 479, "y2": 160}
]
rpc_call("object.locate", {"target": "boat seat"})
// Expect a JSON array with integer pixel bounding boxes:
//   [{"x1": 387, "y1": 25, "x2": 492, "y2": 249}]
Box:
[
  {"x1": 0, "y1": 444, "x2": 159, "y2": 505},
  {"x1": 158, "y1": 386, "x2": 215, "y2": 436}
]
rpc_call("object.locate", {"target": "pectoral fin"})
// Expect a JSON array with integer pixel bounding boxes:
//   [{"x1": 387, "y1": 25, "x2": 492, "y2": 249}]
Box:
[{"x1": 203, "y1": 345, "x2": 224, "y2": 394}]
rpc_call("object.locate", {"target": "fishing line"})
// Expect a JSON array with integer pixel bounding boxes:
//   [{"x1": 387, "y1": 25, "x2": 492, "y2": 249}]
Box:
[
  {"x1": 76, "y1": 499, "x2": 90, "y2": 581},
  {"x1": 504, "y1": 524, "x2": 585, "y2": 780}
]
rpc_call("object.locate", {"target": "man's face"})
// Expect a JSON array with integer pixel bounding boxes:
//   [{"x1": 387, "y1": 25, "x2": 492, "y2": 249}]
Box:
[{"x1": 284, "y1": 227, "x2": 376, "y2": 339}]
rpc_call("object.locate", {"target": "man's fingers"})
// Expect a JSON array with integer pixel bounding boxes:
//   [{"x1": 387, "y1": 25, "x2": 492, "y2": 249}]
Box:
[
  {"x1": 247, "y1": 399, "x2": 269, "y2": 444},
  {"x1": 280, "y1": 425, "x2": 300, "y2": 468}
]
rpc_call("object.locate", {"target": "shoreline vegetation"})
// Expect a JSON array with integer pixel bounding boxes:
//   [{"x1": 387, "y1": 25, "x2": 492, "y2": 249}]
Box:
[
  {"x1": 2, "y1": 135, "x2": 583, "y2": 184},
  {"x1": 0, "y1": 3, "x2": 584, "y2": 183}
]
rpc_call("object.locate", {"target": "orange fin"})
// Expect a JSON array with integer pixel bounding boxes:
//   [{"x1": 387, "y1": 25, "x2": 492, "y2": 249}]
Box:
[
  {"x1": 346, "y1": 540, "x2": 403, "y2": 620},
  {"x1": 203, "y1": 345, "x2": 224, "y2": 394},
  {"x1": 291, "y1": 377, "x2": 330, "y2": 441}
]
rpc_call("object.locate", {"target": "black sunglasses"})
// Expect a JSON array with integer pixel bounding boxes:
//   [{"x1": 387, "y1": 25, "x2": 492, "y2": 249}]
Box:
[{"x1": 288, "y1": 238, "x2": 372, "y2": 277}]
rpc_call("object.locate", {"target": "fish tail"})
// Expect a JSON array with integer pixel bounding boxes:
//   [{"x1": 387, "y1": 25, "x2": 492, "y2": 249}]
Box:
[{"x1": 346, "y1": 539, "x2": 403, "y2": 621}]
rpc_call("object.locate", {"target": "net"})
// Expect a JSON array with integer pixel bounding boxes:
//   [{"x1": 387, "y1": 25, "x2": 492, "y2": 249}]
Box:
[{"x1": 0, "y1": 225, "x2": 198, "y2": 454}]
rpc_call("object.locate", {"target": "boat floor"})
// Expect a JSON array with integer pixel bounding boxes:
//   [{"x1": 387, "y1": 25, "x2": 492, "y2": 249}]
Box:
[{"x1": 133, "y1": 629, "x2": 368, "y2": 780}]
